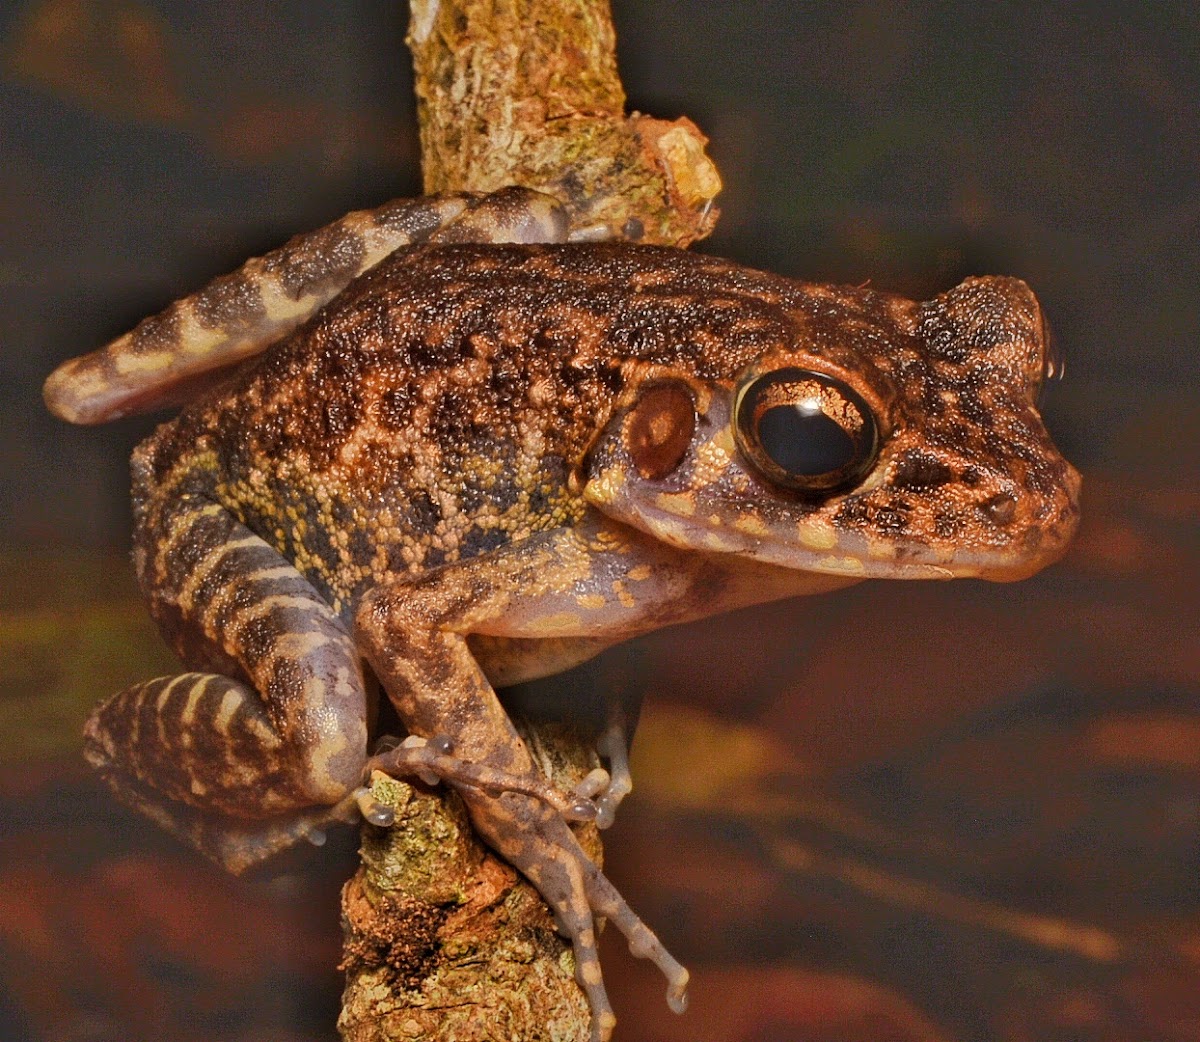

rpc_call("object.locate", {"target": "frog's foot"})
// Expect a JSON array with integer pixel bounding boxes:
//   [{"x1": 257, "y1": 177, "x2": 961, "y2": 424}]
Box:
[
  {"x1": 365, "y1": 735, "x2": 600, "y2": 823},
  {"x1": 88, "y1": 760, "x2": 352, "y2": 873},
  {"x1": 194, "y1": 805, "x2": 350, "y2": 866},
  {"x1": 360, "y1": 738, "x2": 687, "y2": 1037},
  {"x1": 356, "y1": 728, "x2": 622, "y2": 836},
  {"x1": 462, "y1": 789, "x2": 689, "y2": 1040}
]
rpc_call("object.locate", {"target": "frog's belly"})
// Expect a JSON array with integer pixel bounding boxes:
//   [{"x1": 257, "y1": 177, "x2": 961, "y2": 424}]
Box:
[{"x1": 469, "y1": 634, "x2": 618, "y2": 688}]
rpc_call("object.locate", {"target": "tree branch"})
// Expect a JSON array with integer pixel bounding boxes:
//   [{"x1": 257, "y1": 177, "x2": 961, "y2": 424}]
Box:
[{"x1": 409, "y1": 0, "x2": 720, "y2": 246}]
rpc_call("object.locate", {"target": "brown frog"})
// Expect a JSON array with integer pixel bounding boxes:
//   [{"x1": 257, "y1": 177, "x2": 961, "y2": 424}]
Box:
[{"x1": 44, "y1": 187, "x2": 1081, "y2": 1041}]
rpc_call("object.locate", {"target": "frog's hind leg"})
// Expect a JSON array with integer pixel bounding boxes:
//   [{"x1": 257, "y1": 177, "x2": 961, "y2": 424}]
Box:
[
  {"x1": 44, "y1": 186, "x2": 568, "y2": 425},
  {"x1": 84, "y1": 494, "x2": 371, "y2": 872}
]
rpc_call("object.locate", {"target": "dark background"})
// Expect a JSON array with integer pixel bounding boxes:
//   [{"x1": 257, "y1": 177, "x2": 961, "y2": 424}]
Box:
[{"x1": 2, "y1": 3, "x2": 1197, "y2": 1041}]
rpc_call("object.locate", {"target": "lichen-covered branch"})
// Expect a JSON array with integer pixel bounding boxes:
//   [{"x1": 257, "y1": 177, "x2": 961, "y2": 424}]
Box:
[{"x1": 409, "y1": 0, "x2": 721, "y2": 246}]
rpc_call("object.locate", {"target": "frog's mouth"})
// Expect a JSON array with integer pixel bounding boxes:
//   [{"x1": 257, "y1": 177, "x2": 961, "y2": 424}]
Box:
[{"x1": 591, "y1": 452, "x2": 1083, "y2": 585}]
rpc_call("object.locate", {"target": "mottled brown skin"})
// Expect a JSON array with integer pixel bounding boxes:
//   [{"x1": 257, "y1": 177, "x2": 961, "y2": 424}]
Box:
[{"x1": 45, "y1": 190, "x2": 1080, "y2": 1042}]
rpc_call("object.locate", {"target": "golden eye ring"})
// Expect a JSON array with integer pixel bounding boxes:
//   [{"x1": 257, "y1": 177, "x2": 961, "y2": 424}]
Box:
[{"x1": 733, "y1": 367, "x2": 879, "y2": 495}]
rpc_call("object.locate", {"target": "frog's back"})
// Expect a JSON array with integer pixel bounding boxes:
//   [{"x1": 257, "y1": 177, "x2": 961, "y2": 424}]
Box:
[{"x1": 135, "y1": 242, "x2": 890, "y2": 611}]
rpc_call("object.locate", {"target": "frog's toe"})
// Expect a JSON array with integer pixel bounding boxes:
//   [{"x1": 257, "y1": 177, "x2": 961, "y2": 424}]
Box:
[
  {"x1": 665, "y1": 970, "x2": 690, "y2": 1014},
  {"x1": 592, "y1": 722, "x2": 634, "y2": 829},
  {"x1": 593, "y1": 785, "x2": 630, "y2": 830},
  {"x1": 564, "y1": 795, "x2": 599, "y2": 823},
  {"x1": 591, "y1": 1006, "x2": 617, "y2": 1042},
  {"x1": 571, "y1": 768, "x2": 613, "y2": 822},
  {"x1": 367, "y1": 736, "x2": 595, "y2": 820},
  {"x1": 583, "y1": 862, "x2": 690, "y2": 1017},
  {"x1": 567, "y1": 728, "x2": 632, "y2": 830},
  {"x1": 350, "y1": 786, "x2": 396, "y2": 827},
  {"x1": 574, "y1": 767, "x2": 610, "y2": 799}
]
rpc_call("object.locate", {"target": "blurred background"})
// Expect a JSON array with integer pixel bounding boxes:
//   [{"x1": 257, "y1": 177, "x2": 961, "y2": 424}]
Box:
[{"x1": 1, "y1": 2, "x2": 1197, "y2": 1040}]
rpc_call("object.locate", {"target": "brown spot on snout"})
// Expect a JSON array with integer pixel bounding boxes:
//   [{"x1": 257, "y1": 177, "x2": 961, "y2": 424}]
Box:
[
  {"x1": 624, "y1": 383, "x2": 696, "y2": 480},
  {"x1": 890, "y1": 449, "x2": 953, "y2": 490}
]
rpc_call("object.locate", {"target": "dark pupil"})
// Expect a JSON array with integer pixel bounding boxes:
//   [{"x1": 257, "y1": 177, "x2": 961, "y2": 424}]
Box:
[{"x1": 757, "y1": 404, "x2": 855, "y2": 476}]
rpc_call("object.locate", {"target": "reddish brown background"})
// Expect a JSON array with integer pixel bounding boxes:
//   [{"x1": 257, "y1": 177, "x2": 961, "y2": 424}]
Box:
[{"x1": 1, "y1": 3, "x2": 1197, "y2": 1041}]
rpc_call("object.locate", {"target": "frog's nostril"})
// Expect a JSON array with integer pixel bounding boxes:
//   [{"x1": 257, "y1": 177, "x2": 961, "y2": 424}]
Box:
[{"x1": 979, "y1": 491, "x2": 1018, "y2": 526}]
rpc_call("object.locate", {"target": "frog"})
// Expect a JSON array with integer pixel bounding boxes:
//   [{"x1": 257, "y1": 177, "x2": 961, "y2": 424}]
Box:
[{"x1": 43, "y1": 186, "x2": 1081, "y2": 1041}]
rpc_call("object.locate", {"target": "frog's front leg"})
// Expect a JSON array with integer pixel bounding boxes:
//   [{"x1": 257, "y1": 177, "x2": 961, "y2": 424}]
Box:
[
  {"x1": 354, "y1": 525, "x2": 694, "y2": 1042},
  {"x1": 464, "y1": 634, "x2": 639, "y2": 829},
  {"x1": 82, "y1": 492, "x2": 374, "y2": 872}
]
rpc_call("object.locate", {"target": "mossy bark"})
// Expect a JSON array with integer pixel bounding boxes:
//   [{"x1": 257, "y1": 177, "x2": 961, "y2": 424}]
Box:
[{"x1": 408, "y1": 0, "x2": 720, "y2": 246}]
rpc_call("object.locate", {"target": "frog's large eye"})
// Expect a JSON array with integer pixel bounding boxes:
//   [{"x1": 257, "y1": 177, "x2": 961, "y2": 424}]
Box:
[{"x1": 734, "y1": 368, "x2": 879, "y2": 494}]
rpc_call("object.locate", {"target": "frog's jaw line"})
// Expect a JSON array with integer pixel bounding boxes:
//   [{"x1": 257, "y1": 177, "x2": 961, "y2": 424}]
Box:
[
  {"x1": 617, "y1": 498, "x2": 926, "y2": 579},
  {"x1": 613, "y1": 496, "x2": 1073, "y2": 583}
]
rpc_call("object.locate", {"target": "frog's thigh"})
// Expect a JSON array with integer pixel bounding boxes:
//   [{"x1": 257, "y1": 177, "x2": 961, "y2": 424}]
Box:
[{"x1": 88, "y1": 498, "x2": 369, "y2": 825}]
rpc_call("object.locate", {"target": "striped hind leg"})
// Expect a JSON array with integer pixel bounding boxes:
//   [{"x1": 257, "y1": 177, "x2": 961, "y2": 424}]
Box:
[
  {"x1": 84, "y1": 495, "x2": 370, "y2": 871},
  {"x1": 44, "y1": 186, "x2": 569, "y2": 424}
]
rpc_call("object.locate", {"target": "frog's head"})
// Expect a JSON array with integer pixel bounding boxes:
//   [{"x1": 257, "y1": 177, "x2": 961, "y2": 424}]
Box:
[{"x1": 582, "y1": 274, "x2": 1081, "y2": 582}]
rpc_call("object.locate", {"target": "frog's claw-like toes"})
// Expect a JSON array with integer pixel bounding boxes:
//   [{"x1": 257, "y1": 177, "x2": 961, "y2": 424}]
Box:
[
  {"x1": 593, "y1": 720, "x2": 634, "y2": 829},
  {"x1": 366, "y1": 735, "x2": 599, "y2": 822},
  {"x1": 565, "y1": 719, "x2": 634, "y2": 830}
]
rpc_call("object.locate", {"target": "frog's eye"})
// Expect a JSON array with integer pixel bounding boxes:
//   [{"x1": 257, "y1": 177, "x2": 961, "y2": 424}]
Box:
[
  {"x1": 624, "y1": 382, "x2": 697, "y2": 480},
  {"x1": 734, "y1": 368, "x2": 879, "y2": 495}
]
